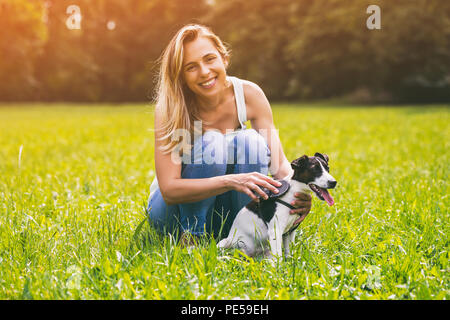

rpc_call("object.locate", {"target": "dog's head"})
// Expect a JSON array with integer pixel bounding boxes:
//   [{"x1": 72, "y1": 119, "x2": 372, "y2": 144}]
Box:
[{"x1": 291, "y1": 152, "x2": 337, "y2": 206}]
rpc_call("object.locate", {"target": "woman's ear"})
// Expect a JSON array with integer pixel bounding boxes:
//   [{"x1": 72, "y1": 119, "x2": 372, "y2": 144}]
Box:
[{"x1": 223, "y1": 56, "x2": 230, "y2": 69}]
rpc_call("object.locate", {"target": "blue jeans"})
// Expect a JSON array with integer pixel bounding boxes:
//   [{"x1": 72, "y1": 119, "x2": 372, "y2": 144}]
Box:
[{"x1": 147, "y1": 129, "x2": 271, "y2": 238}]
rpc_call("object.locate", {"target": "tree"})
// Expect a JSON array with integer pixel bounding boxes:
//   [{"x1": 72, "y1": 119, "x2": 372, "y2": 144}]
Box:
[
  {"x1": 0, "y1": 0, "x2": 47, "y2": 100},
  {"x1": 1, "y1": 0, "x2": 449, "y2": 102},
  {"x1": 34, "y1": 0, "x2": 208, "y2": 102}
]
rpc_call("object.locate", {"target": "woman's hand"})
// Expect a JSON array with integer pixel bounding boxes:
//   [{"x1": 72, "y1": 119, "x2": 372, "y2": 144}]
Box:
[
  {"x1": 289, "y1": 192, "x2": 312, "y2": 225},
  {"x1": 224, "y1": 172, "x2": 282, "y2": 201}
]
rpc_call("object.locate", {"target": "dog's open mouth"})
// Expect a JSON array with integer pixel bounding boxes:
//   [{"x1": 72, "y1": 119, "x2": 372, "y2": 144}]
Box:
[{"x1": 309, "y1": 184, "x2": 334, "y2": 206}]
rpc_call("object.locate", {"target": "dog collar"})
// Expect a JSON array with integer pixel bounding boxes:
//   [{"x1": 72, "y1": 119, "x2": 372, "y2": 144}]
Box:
[{"x1": 261, "y1": 180, "x2": 296, "y2": 210}]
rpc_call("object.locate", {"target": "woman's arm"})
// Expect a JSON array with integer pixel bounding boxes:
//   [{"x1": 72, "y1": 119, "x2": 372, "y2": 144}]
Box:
[
  {"x1": 244, "y1": 81, "x2": 312, "y2": 217},
  {"x1": 244, "y1": 81, "x2": 292, "y2": 179}
]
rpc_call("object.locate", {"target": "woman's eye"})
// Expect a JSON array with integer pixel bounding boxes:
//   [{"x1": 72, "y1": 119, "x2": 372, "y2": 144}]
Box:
[
  {"x1": 206, "y1": 56, "x2": 216, "y2": 62},
  {"x1": 186, "y1": 65, "x2": 196, "y2": 72}
]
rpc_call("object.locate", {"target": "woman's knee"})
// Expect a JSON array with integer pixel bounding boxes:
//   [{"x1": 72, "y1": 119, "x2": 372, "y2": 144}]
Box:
[
  {"x1": 182, "y1": 130, "x2": 228, "y2": 178},
  {"x1": 187, "y1": 129, "x2": 228, "y2": 165},
  {"x1": 235, "y1": 129, "x2": 270, "y2": 165},
  {"x1": 201, "y1": 130, "x2": 229, "y2": 165}
]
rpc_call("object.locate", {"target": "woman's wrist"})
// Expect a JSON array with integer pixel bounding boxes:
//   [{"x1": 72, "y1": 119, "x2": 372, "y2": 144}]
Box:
[{"x1": 220, "y1": 174, "x2": 235, "y2": 192}]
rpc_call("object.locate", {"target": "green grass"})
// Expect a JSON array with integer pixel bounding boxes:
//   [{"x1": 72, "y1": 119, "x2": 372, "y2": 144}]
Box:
[{"x1": 0, "y1": 103, "x2": 448, "y2": 299}]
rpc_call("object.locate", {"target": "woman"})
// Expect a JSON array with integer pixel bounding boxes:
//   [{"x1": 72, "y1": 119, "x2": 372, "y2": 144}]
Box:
[{"x1": 148, "y1": 24, "x2": 311, "y2": 242}]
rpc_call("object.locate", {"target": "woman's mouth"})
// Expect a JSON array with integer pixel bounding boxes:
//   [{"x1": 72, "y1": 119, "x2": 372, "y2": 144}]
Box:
[{"x1": 199, "y1": 77, "x2": 217, "y2": 89}]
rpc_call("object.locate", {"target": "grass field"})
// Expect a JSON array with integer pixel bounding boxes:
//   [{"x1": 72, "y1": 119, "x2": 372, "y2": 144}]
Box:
[{"x1": 0, "y1": 103, "x2": 448, "y2": 299}]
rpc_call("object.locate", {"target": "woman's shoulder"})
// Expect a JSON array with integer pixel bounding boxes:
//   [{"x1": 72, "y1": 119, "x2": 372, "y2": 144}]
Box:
[
  {"x1": 237, "y1": 78, "x2": 268, "y2": 105},
  {"x1": 238, "y1": 78, "x2": 266, "y2": 100},
  {"x1": 228, "y1": 75, "x2": 266, "y2": 97},
  {"x1": 237, "y1": 78, "x2": 271, "y2": 120}
]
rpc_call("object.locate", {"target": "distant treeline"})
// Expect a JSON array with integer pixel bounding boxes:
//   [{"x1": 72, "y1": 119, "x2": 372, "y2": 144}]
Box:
[{"x1": 1, "y1": 0, "x2": 449, "y2": 103}]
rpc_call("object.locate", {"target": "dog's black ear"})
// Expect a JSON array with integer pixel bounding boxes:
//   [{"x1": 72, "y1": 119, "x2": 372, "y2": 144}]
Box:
[
  {"x1": 291, "y1": 155, "x2": 308, "y2": 170},
  {"x1": 314, "y1": 152, "x2": 329, "y2": 163}
]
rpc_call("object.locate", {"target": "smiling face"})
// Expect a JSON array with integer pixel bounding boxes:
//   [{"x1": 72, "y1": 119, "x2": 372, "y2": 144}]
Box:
[{"x1": 182, "y1": 36, "x2": 229, "y2": 103}]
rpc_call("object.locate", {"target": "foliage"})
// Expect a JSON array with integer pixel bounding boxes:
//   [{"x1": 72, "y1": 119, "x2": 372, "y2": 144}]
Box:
[
  {"x1": 0, "y1": 103, "x2": 448, "y2": 299},
  {"x1": 209, "y1": 0, "x2": 450, "y2": 101},
  {"x1": 0, "y1": 0, "x2": 47, "y2": 100},
  {"x1": 0, "y1": 0, "x2": 449, "y2": 102},
  {"x1": 33, "y1": 0, "x2": 208, "y2": 102}
]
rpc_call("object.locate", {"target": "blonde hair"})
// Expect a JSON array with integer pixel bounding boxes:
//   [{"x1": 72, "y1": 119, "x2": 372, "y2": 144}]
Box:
[{"x1": 154, "y1": 24, "x2": 231, "y2": 155}]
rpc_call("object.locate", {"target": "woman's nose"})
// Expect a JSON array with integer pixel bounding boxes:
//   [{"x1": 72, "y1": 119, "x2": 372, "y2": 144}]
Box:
[{"x1": 199, "y1": 63, "x2": 210, "y2": 76}]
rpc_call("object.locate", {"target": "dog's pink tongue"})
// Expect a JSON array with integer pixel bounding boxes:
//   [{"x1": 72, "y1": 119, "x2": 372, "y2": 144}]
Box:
[{"x1": 320, "y1": 188, "x2": 334, "y2": 206}]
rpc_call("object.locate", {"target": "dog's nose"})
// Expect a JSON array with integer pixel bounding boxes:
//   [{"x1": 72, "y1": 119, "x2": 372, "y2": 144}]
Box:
[{"x1": 328, "y1": 180, "x2": 337, "y2": 188}]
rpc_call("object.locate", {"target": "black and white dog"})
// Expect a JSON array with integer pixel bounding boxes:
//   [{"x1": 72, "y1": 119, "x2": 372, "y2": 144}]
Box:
[{"x1": 218, "y1": 153, "x2": 337, "y2": 258}]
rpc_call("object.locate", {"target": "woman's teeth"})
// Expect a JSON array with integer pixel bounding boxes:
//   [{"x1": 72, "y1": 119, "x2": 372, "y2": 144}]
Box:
[{"x1": 200, "y1": 78, "x2": 216, "y2": 88}]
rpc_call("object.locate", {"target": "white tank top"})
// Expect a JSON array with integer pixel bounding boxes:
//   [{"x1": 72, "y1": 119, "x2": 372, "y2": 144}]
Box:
[{"x1": 148, "y1": 76, "x2": 248, "y2": 200}]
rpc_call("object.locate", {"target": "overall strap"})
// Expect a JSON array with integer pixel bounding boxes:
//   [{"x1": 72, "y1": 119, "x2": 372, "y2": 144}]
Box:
[{"x1": 227, "y1": 76, "x2": 247, "y2": 129}]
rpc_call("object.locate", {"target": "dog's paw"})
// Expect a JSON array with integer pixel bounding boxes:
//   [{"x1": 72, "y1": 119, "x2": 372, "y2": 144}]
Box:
[
  {"x1": 217, "y1": 238, "x2": 229, "y2": 248},
  {"x1": 283, "y1": 250, "x2": 292, "y2": 259},
  {"x1": 265, "y1": 255, "x2": 283, "y2": 268},
  {"x1": 264, "y1": 251, "x2": 283, "y2": 266}
]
